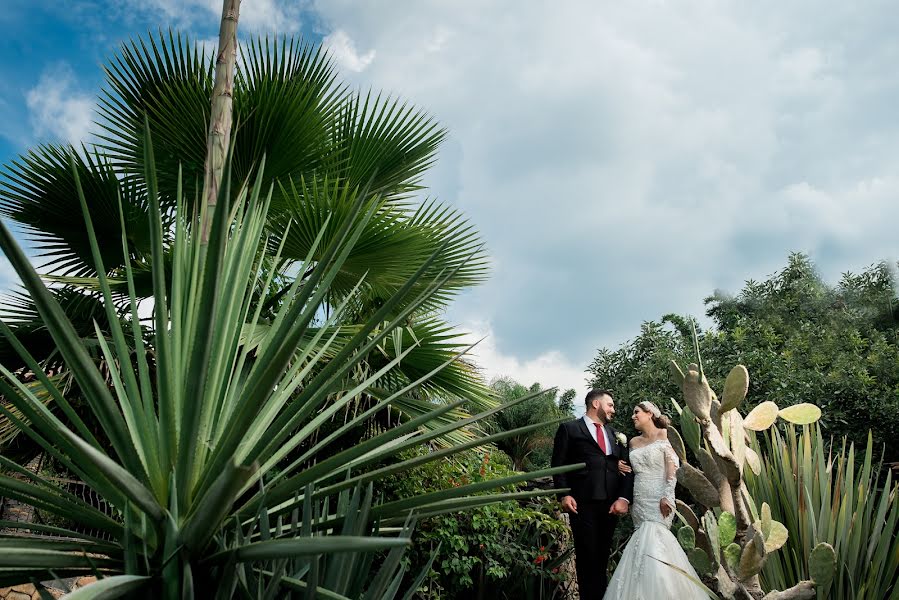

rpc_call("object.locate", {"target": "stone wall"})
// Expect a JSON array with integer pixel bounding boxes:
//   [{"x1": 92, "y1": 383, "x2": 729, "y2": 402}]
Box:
[{"x1": 0, "y1": 577, "x2": 96, "y2": 599}]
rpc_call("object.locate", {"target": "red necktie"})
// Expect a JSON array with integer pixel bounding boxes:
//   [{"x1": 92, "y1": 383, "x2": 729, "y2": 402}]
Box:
[{"x1": 594, "y1": 422, "x2": 607, "y2": 454}]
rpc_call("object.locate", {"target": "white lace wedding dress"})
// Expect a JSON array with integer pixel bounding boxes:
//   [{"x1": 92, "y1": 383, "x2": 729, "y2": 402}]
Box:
[{"x1": 603, "y1": 439, "x2": 709, "y2": 600}]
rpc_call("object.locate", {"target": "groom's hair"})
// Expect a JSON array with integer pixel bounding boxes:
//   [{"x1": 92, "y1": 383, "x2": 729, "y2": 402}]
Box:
[{"x1": 585, "y1": 388, "x2": 613, "y2": 407}]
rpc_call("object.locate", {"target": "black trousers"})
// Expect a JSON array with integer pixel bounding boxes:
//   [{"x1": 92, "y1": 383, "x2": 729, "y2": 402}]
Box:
[{"x1": 569, "y1": 499, "x2": 617, "y2": 600}]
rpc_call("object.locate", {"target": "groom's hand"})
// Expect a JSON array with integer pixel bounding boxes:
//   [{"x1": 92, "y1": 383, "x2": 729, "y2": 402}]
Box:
[
  {"x1": 560, "y1": 495, "x2": 578, "y2": 514},
  {"x1": 610, "y1": 498, "x2": 629, "y2": 515}
]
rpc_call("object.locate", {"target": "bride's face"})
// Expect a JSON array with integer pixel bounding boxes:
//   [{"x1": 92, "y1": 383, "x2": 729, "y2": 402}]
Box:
[{"x1": 631, "y1": 406, "x2": 652, "y2": 431}]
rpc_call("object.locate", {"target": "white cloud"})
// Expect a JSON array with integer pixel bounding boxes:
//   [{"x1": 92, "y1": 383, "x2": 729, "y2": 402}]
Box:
[
  {"x1": 122, "y1": 0, "x2": 302, "y2": 34},
  {"x1": 323, "y1": 30, "x2": 375, "y2": 73},
  {"x1": 25, "y1": 64, "x2": 94, "y2": 146},
  {"x1": 460, "y1": 319, "x2": 589, "y2": 398},
  {"x1": 310, "y1": 1, "x2": 899, "y2": 377}
]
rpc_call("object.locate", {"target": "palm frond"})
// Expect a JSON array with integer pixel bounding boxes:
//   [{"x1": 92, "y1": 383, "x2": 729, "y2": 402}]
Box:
[{"x1": 0, "y1": 146, "x2": 153, "y2": 276}]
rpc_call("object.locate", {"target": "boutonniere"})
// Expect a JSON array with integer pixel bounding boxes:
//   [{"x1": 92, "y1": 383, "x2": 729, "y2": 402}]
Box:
[{"x1": 615, "y1": 432, "x2": 627, "y2": 446}]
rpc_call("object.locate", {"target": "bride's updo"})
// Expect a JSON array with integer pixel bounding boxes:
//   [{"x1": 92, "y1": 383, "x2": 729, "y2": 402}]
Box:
[{"x1": 636, "y1": 401, "x2": 671, "y2": 429}]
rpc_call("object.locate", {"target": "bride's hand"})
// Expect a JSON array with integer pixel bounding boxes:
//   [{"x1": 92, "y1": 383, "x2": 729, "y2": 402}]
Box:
[{"x1": 659, "y1": 498, "x2": 673, "y2": 518}]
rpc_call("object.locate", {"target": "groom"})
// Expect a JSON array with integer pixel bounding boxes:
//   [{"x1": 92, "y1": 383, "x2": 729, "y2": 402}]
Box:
[{"x1": 551, "y1": 389, "x2": 634, "y2": 600}]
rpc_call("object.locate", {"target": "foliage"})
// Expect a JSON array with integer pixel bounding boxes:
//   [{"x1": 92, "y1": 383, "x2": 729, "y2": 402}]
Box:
[
  {"x1": 557, "y1": 389, "x2": 577, "y2": 416},
  {"x1": 0, "y1": 31, "x2": 494, "y2": 454},
  {"x1": 746, "y1": 425, "x2": 899, "y2": 600},
  {"x1": 0, "y1": 140, "x2": 576, "y2": 596},
  {"x1": 381, "y1": 447, "x2": 572, "y2": 599},
  {"x1": 487, "y1": 378, "x2": 575, "y2": 471},
  {"x1": 588, "y1": 253, "x2": 899, "y2": 461},
  {"x1": 668, "y1": 359, "x2": 834, "y2": 600}
]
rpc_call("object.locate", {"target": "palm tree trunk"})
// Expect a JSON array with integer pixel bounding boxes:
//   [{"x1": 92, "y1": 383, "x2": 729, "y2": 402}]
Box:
[{"x1": 201, "y1": 0, "x2": 241, "y2": 242}]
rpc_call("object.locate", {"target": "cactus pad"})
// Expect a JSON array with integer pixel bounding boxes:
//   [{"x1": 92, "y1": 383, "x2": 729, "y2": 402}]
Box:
[
  {"x1": 723, "y1": 542, "x2": 741, "y2": 572},
  {"x1": 778, "y1": 403, "x2": 822, "y2": 425},
  {"x1": 763, "y1": 520, "x2": 788, "y2": 553},
  {"x1": 729, "y1": 411, "x2": 747, "y2": 467},
  {"x1": 743, "y1": 401, "x2": 780, "y2": 431},
  {"x1": 703, "y1": 510, "x2": 721, "y2": 562},
  {"x1": 744, "y1": 446, "x2": 762, "y2": 475},
  {"x1": 668, "y1": 427, "x2": 687, "y2": 462},
  {"x1": 760, "y1": 503, "x2": 772, "y2": 539},
  {"x1": 679, "y1": 405, "x2": 702, "y2": 454},
  {"x1": 689, "y1": 548, "x2": 713, "y2": 576},
  {"x1": 718, "y1": 511, "x2": 737, "y2": 547},
  {"x1": 676, "y1": 499, "x2": 700, "y2": 532},
  {"x1": 677, "y1": 463, "x2": 721, "y2": 508},
  {"x1": 809, "y1": 542, "x2": 836, "y2": 588},
  {"x1": 720, "y1": 365, "x2": 749, "y2": 413},
  {"x1": 738, "y1": 526, "x2": 767, "y2": 581},
  {"x1": 695, "y1": 447, "x2": 723, "y2": 485},
  {"x1": 683, "y1": 365, "x2": 713, "y2": 421},
  {"x1": 678, "y1": 525, "x2": 696, "y2": 551}
]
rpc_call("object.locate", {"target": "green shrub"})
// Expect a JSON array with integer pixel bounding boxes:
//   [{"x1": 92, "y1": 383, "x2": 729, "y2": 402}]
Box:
[{"x1": 382, "y1": 447, "x2": 572, "y2": 599}]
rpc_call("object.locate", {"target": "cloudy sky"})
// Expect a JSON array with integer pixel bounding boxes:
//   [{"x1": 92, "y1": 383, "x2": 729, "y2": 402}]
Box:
[{"x1": 2, "y1": 0, "x2": 897, "y2": 399}]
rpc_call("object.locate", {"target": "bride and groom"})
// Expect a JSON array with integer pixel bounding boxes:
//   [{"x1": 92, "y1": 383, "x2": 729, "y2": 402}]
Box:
[{"x1": 551, "y1": 389, "x2": 708, "y2": 599}]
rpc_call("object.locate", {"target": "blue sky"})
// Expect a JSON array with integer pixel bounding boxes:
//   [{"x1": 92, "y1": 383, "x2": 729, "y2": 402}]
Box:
[{"x1": 2, "y1": 1, "x2": 898, "y2": 398}]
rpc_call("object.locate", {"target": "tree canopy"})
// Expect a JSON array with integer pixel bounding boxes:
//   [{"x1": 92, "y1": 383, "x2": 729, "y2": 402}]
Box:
[{"x1": 589, "y1": 253, "x2": 899, "y2": 461}]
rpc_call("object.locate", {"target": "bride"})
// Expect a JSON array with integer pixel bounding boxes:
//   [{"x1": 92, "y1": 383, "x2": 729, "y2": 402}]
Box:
[{"x1": 603, "y1": 401, "x2": 709, "y2": 600}]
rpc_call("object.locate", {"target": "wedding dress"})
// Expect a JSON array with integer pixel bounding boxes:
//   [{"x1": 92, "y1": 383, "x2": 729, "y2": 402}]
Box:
[{"x1": 603, "y1": 439, "x2": 709, "y2": 600}]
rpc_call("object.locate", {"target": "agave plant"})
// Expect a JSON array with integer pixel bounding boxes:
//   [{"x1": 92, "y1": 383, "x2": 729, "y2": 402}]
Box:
[
  {"x1": 746, "y1": 425, "x2": 899, "y2": 600},
  {"x1": 0, "y1": 134, "x2": 579, "y2": 596}
]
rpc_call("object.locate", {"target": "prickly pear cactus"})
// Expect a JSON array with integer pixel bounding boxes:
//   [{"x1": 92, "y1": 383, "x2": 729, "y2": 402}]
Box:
[{"x1": 668, "y1": 359, "x2": 831, "y2": 599}]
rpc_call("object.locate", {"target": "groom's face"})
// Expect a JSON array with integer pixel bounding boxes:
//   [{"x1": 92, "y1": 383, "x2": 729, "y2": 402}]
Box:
[{"x1": 596, "y1": 394, "x2": 615, "y2": 423}]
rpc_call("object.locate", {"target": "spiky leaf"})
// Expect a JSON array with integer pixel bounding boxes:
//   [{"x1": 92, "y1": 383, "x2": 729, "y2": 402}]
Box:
[{"x1": 668, "y1": 360, "x2": 685, "y2": 386}]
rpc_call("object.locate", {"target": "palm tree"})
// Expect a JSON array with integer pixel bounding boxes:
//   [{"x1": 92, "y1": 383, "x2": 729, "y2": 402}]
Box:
[
  {"x1": 0, "y1": 4, "x2": 576, "y2": 593},
  {"x1": 0, "y1": 30, "x2": 491, "y2": 452},
  {"x1": 489, "y1": 378, "x2": 570, "y2": 471}
]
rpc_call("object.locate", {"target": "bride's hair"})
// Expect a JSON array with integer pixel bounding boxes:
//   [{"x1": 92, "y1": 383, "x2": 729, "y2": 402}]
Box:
[{"x1": 636, "y1": 401, "x2": 671, "y2": 429}]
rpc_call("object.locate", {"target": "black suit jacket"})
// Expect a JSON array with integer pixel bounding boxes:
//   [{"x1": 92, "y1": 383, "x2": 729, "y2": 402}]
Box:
[{"x1": 551, "y1": 418, "x2": 634, "y2": 503}]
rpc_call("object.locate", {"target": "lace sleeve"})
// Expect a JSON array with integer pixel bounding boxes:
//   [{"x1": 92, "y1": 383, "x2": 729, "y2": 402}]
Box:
[{"x1": 662, "y1": 441, "x2": 678, "y2": 508}]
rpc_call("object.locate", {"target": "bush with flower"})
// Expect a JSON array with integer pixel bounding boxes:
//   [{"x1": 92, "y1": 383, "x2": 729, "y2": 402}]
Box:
[{"x1": 379, "y1": 446, "x2": 572, "y2": 599}]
